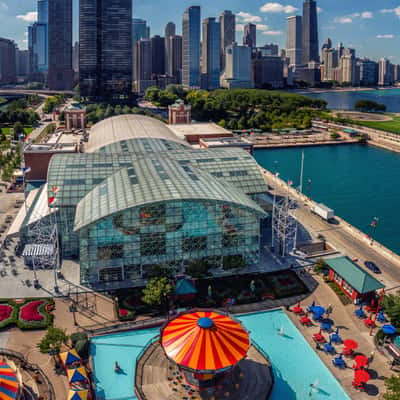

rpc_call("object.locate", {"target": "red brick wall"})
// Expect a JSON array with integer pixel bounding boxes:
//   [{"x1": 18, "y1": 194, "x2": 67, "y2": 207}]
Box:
[{"x1": 24, "y1": 153, "x2": 54, "y2": 181}]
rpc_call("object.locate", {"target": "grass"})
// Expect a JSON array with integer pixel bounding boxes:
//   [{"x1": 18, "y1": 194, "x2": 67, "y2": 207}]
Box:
[
  {"x1": 1, "y1": 126, "x2": 34, "y2": 136},
  {"x1": 352, "y1": 115, "x2": 400, "y2": 135}
]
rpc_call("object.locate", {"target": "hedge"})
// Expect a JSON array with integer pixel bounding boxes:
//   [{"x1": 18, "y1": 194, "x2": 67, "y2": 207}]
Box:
[{"x1": 0, "y1": 298, "x2": 54, "y2": 330}]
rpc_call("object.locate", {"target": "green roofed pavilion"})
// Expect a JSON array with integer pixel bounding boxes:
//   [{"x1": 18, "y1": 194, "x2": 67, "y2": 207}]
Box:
[{"x1": 326, "y1": 256, "x2": 385, "y2": 295}]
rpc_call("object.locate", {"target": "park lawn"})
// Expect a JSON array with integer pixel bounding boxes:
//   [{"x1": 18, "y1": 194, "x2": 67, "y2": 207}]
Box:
[
  {"x1": 2, "y1": 126, "x2": 34, "y2": 136},
  {"x1": 353, "y1": 116, "x2": 400, "y2": 134}
]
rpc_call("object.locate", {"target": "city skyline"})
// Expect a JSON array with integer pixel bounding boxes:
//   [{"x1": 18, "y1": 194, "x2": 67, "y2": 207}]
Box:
[{"x1": 2, "y1": 0, "x2": 400, "y2": 63}]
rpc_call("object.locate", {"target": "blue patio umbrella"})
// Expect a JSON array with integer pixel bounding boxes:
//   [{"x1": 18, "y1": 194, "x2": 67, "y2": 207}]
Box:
[
  {"x1": 331, "y1": 328, "x2": 342, "y2": 343},
  {"x1": 377, "y1": 310, "x2": 387, "y2": 323},
  {"x1": 321, "y1": 320, "x2": 332, "y2": 331},
  {"x1": 323, "y1": 338, "x2": 335, "y2": 353},
  {"x1": 354, "y1": 305, "x2": 365, "y2": 318},
  {"x1": 382, "y1": 324, "x2": 397, "y2": 335},
  {"x1": 313, "y1": 306, "x2": 326, "y2": 315}
]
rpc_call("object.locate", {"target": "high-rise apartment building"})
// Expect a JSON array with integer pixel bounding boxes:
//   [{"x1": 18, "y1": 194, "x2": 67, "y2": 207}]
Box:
[
  {"x1": 251, "y1": 53, "x2": 284, "y2": 89},
  {"x1": 243, "y1": 23, "x2": 256, "y2": 48},
  {"x1": 182, "y1": 6, "x2": 201, "y2": 88},
  {"x1": 166, "y1": 35, "x2": 182, "y2": 83},
  {"x1": 261, "y1": 44, "x2": 279, "y2": 56},
  {"x1": 393, "y1": 64, "x2": 399, "y2": 82},
  {"x1": 72, "y1": 41, "x2": 79, "y2": 73},
  {"x1": 201, "y1": 18, "x2": 221, "y2": 90},
  {"x1": 17, "y1": 49, "x2": 29, "y2": 79},
  {"x1": 0, "y1": 38, "x2": 17, "y2": 85},
  {"x1": 80, "y1": 0, "x2": 132, "y2": 98},
  {"x1": 132, "y1": 19, "x2": 150, "y2": 82},
  {"x1": 221, "y1": 43, "x2": 253, "y2": 89},
  {"x1": 358, "y1": 59, "x2": 378, "y2": 86},
  {"x1": 378, "y1": 58, "x2": 392, "y2": 86},
  {"x1": 340, "y1": 52, "x2": 356, "y2": 84},
  {"x1": 135, "y1": 38, "x2": 154, "y2": 93},
  {"x1": 151, "y1": 35, "x2": 165, "y2": 76},
  {"x1": 321, "y1": 47, "x2": 338, "y2": 81},
  {"x1": 47, "y1": 0, "x2": 73, "y2": 90},
  {"x1": 286, "y1": 16, "x2": 302, "y2": 66},
  {"x1": 219, "y1": 10, "x2": 235, "y2": 71},
  {"x1": 164, "y1": 22, "x2": 176, "y2": 74},
  {"x1": 302, "y1": 0, "x2": 319, "y2": 64}
]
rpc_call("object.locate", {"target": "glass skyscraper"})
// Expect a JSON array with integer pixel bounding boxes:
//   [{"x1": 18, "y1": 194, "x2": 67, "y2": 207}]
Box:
[
  {"x1": 182, "y1": 6, "x2": 201, "y2": 88},
  {"x1": 80, "y1": 0, "x2": 132, "y2": 99},
  {"x1": 302, "y1": 0, "x2": 319, "y2": 64},
  {"x1": 47, "y1": 0, "x2": 73, "y2": 90},
  {"x1": 201, "y1": 18, "x2": 221, "y2": 90}
]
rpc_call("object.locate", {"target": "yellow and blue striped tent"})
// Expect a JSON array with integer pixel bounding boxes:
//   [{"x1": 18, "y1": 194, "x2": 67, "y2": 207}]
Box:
[{"x1": 67, "y1": 389, "x2": 88, "y2": 400}]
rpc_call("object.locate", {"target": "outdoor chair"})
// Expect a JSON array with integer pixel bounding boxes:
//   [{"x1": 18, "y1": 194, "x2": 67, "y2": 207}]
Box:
[{"x1": 332, "y1": 357, "x2": 345, "y2": 368}]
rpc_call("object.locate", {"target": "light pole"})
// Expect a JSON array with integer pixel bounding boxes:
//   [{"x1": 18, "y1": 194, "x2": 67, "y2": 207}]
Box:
[{"x1": 370, "y1": 217, "x2": 379, "y2": 243}]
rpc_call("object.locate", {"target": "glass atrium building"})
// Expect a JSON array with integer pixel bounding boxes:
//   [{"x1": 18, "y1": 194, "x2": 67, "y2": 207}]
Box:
[{"x1": 36, "y1": 115, "x2": 267, "y2": 288}]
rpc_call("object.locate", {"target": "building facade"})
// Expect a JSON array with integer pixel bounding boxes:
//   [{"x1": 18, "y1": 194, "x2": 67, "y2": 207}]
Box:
[
  {"x1": 302, "y1": 0, "x2": 319, "y2": 64},
  {"x1": 164, "y1": 22, "x2": 176, "y2": 75},
  {"x1": 151, "y1": 35, "x2": 165, "y2": 76},
  {"x1": 182, "y1": 6, "x2": 201, "y2": 88},
  {"x1": 166, "y1": 35, "x2": 182, "y2": 83},
  {"x1": 221, "y1": 43, "x2": 253, "y2": 89},
  {"x1": 135, "y1": 39, "x2": 154, "y2": 93},
  {"x1": 251, "y1": 54, "x2": 284, "y2": 89},
  {"x1": 201, "y1": 18, "x2": 221, "y2": 90},
  {"x1": 358, "y1": 59, "x2": 378, "y2": 86},
  {"x1": 80, "y1": 0, "x2": 132, "y2": 98},
  {"x1": 0, "y1": 38, "x2": 17, "y2": 85},
  {"x1": 36, "y1": 115, "x2": 268, "y2": 288},
  {"x1": 243, "y1": 23, "x2": 256, "y2": 48},
  {"x1": 47, "y1": 0, "x2": 73, "y2": 90},
  {"x1": 286, "y1": 16, "x2": 302, "y2": 66},
  {"x1": 219, "y1": 10, "x2": 235, "y2": 71},
  {"x1": 65, "y1": 103, "x2": 86, "y2": 131},
  {"x1": 168, "y1": 100, "x2": 191, "y2": 124},
  {"x1": 378, "y1": 58, "x2": 392, "y2": 86}
]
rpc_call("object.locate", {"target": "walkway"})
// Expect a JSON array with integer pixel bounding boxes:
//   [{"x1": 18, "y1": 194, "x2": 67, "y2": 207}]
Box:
[{"x1": 287, "y1": 274, "x2": 393, "y2": 399}]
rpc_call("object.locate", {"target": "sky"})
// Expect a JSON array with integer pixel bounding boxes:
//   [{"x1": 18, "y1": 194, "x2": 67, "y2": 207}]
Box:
[{"x1": 0, "y1": 0, "x2": 399, "y2": 63}]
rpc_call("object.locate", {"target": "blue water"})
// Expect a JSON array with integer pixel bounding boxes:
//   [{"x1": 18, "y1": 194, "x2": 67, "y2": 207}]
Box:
[
  {"x1": 305, "y1": 88, "x2": 400, "y2": 112},
  {"x1": 255, "y1": 144, "x2": 400, "y2": 254},
  {"x1": 90, "y1": 310, "x2": 349, "y2": 400}
]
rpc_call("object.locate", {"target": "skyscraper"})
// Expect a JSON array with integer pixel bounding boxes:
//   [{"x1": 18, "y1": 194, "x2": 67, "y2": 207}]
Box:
[
  {"x1": 378, "y1": 58, "x2": 392, "y2": 86},
  {"x1": 286, "y1": 16, "x2": 302, "y2": 66},
  {"x1": 221, "y1": 43, "x2": 253, "y2": 89},
  {"x1": 80, "y1": 0, "x2": 132, "y2": 98},
  {"x1": 151, "y1": 35, "x2": 165, "y2": 76},
  {"x1": 201, "y1": 17, "x2": 221, "y2": 90},
  {"x1": 182, "y1": 6, "x2": 201, "y2": 88},
  {"x1": 219, "y1": 10, "x2": 235, "y2": 71},
  {"x1": 135, "y1": 38, "x2": 153, "y2": 93},
  {"x1": 164, "y1": 22, "x2": 176, "y2": 74},
  {"x1": 0, "y1": 38, "x2": 17, "y2": 85},
  {"x1": 302, "y1": 0, "x2": 319, "y2": 64},
  {"x1": 132, "y1": 18, "x2": 150, "y2": 43},
  {"x1": 166, "y1": 35, "x2": 182, "y2": 83},
  {"x1": 243, "y1": 23, "x2": 256, "y2": 48},
  {"x1": 47, "y1": 0, "x2": 73, "y2": 90}
]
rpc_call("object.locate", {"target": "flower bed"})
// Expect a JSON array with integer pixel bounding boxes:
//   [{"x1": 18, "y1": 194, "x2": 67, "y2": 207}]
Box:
[
  {"x1": 0, "y1": 303, "x2": 16, "y2": 328},
  {"x1": 0, "y1": 298, "x2": 54, "y2": 330}
]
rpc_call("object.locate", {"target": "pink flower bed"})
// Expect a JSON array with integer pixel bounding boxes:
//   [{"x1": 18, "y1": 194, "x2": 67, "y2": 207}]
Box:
[
  {"x1": 0, "y1": 304, "x2": 12, "y2": 321},
  {"x1": 20, "y1": 300, "x2": 45, "y2": 322},
  {"x1": 119, "y1": 308, "x2": 129, "y2": 317}
]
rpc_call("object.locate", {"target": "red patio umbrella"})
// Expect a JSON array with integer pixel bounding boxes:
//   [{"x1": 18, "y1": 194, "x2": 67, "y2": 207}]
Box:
[
  {"x1": 343, "y1": 339, "x2": 359, "y2": 350},
  {"x1": 354, "y1": 369, "x2": 370, "y2": 383},
  {"x1": 292, "y1": 301, "x2": 304, "y2": 314},
  {"x1": 353, "y1": 355, "x2": 369, "y2": 369}
]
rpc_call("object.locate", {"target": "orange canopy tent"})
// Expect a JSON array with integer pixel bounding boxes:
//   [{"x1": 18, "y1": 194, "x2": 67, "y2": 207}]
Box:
[{"x1": 161, "y1": 310, "x2": 250, "y2": 373}]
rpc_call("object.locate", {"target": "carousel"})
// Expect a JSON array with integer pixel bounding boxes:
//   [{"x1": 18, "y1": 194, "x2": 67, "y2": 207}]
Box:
[{"x1": 134, "y1": 309, "x2": 273, "y2": 400}]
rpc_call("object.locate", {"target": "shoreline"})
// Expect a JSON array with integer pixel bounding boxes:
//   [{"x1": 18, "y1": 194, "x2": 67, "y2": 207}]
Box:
[{"x1": 295, "y1": 86, "x2": 400, "y2": 95}]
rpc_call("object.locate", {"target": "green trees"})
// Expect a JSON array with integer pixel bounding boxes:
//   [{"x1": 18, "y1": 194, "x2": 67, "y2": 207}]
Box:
[
  {"x1": 142, "y1": 277, "x2": 173, "y2": 308},
  {"x1": 355, "y1": 100, "x2": 387, "y2": 113},
  {"x1": 37, "y1": 327, "x2": 69, "y2": 354},
  {"x1": 382, "y1": 291, "x2": 400, "y2": 328},
  {"x1": 43, "y1": 95, "x2": 65, "y2": 114},
  {"x1": 144, "y1": 86, "x2": 178, "y2": 107},
  {"x1": 384, "y1": 375, "x2": 400, "y2": 400}
]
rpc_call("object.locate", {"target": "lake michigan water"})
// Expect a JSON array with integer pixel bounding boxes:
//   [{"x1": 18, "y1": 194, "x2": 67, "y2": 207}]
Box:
[
  {"x1": 254, "y1": 144, "x2": 400, "y2": 255},
  {"x1": 305, "y1": 88, "x2": 400, "y2": 112}
]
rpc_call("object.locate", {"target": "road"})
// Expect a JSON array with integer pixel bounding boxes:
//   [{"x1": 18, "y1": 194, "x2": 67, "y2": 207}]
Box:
[{"x1": 264, "y1": 170, "x2": 400, "y2": 290}]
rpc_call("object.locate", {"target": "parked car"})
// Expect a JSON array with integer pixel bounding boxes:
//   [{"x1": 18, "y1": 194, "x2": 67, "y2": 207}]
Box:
[{"x1": 364, "y1": 261, "x2": 381, "y2": 274}]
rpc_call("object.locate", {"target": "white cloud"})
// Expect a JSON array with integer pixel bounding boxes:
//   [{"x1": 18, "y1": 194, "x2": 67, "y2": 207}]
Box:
[
  {"x1": 380, "y1": 7, "x2": 400, "y2": 17},
  {"x1": 236, "y1": 24, "x2": 245, "y2": 32},
  {"x1": 16, "y1": 11, "x2": 37, "y2": 23},
  {"x1": 317, "y1": 7, "x2": 323, "y2": 14},
  {"x1": 360, "y1": 11, "x2": 373, "y2": 19},
  {"x1": 260, "y1": 3, "x2": 298, "y2": 14},
  {"x1": 237, "y1": 12, "x2": 262, "y2": 23},
  {"x1": 376, "y1": 34, "x2": 395, "y2": 39},
  {"x1": 0, "y1": 2, "x2": 8, "y2": 10},
  {"x1": 262, "y1": 30, "x2": 283, "y2": 36},
  {"x1": 256, "y1": 24, "x2": 270, "y2": 31},
  {"x1": 334, "y1": 17, "x2": 352, "y2": 24}
]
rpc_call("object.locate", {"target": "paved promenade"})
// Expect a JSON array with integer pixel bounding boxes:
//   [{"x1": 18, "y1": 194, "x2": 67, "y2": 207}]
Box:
[{"x1": 287, "y1": 274, "x2": 395, "y2": 399}]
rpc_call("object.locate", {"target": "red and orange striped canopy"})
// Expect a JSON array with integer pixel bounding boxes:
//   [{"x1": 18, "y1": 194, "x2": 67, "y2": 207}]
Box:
[
  {"x1": 0, "y1": 362, "x2": 19, "y2": 400},
  {"x1": 161, "y1": 310, "x2": 250, "y2": 372}
]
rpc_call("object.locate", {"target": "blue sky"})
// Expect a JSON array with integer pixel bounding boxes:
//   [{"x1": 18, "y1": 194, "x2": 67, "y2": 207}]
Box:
[{"x1": 1, "y1": 0, "x2": 399, "y2": 63}]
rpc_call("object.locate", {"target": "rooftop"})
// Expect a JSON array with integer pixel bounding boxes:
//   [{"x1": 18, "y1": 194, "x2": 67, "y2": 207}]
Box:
[
  {"x1": 325, "y1": 256, "x2": 385, "y2": 294},
  {"x1": 168, "y1": 122, "x2": 232, "y2": 139},
  {"x1": 86, "y1": 114, "x2": 188, "y2": 153}
]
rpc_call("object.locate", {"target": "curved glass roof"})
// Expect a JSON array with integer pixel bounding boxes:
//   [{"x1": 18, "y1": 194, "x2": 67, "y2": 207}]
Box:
[
  {"x1": 74, "y1": 157, "x2": 266, "y2": 231},
  {"x1": 85, "y1": 114, "x2": 188, "y2": 153}
]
